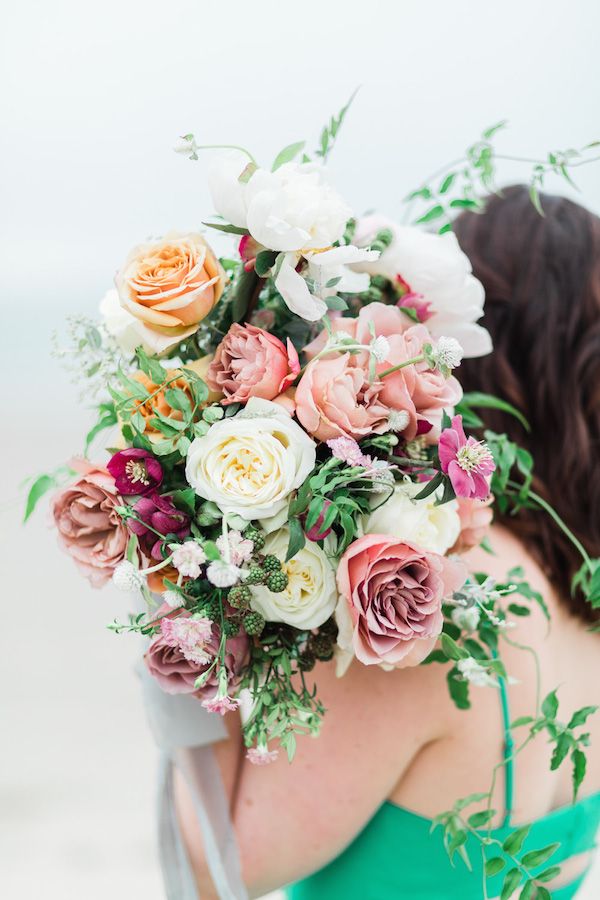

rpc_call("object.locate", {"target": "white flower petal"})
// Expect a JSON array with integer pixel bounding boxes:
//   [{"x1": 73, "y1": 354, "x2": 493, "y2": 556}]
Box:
[{"x1": 275, "y1": 256, "x2": 328, "y2": 322}]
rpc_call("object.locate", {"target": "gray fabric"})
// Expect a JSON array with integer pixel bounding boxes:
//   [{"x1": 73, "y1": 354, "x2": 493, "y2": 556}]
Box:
[{"x1": 138, "y1": 664, "x2": 248, "y2": 899}]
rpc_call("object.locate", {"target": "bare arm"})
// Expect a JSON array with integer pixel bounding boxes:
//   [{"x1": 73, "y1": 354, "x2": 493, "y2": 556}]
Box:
[{"x1": 175, "y1": 656, "x2": 453, "y2": 897}]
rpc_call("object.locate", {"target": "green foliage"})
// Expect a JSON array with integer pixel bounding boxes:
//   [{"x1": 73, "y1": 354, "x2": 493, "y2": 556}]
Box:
[
  {"x1": 272, "y1": 140, "x2": 306, "y2": 171},
  {"x1": 456, "y1": 391, "x2": 530, "y2": 433},
  {"x1": 23, "y1": 465, "x2": 74, "y2": 522},
  {"x1": 84, "y1": 401, "x2": 117, "y2": 453},
  {"x1": 314, "y1": 88, "x2": 359, "y2": 162}
]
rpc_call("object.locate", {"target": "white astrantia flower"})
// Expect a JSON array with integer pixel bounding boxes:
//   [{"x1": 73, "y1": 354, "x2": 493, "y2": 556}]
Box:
[
  {"x1": 206, "y1": 560, "x2": 243, "y2": 588},
  {"x1": 451, "y1": 605, "x2": 481, "y2": 632},
  {"x1": 186, "y1": 398, "x2": 316, "y2": 521},
  {"x1": 163, "y1": 590, "x2": 185, "y2": 609},
  {"x1": 112, "y1": 560, "x2": 144, "y2": 593},
  {"x1": 249, "y1": 529, "x2": 337, "y2": 630},
  {"x1": 434, "y1": 336, "x2": 464, "y2": 371},
  {"x1": 386, "y1": 409, "x2": 411, "y2": 433},
  {"x1": 457, "y1": 657, "x2": 499, "y2": 688},
  {"x1": 370, "y1": 335, "x2": 390, "y2": 363},
  {"x1": 353, "y1": 214, "x2": 492, "y2": 358},
  {"x1": 364, "y1": 479, "x2": 460, "y2": 555}
]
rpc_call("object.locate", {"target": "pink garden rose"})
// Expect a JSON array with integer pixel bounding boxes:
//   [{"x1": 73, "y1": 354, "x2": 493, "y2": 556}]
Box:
[
  {"x1": 207, "y1": 322, "x2": 300, "y2": 405},
  {"x1": 439, "y1": 415, "x2": 495, "y2": 500},
  {"x1": 144, "y1": 607, "x2": 249, "y2": 698},
  {"x1": 51, "y1": 459, "x2": 129, "y2": 587},
  {"x1": 295, "y1": 352, "x2": 408, "y2": 442},
  {"x1": 303, "y1": 301, "x2": 410, "y2": 361},
  {"x1": 451, "y1": 495, "x2": 494, "y2": 554},
  {"x1": 336, "y1": 534, "x2": 466, "y2": 668}
]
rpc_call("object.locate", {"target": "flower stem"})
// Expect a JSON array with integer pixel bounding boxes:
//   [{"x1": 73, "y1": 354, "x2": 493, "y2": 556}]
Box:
[{"x1": 378, "y1": 354, "x2": 425, "y2": 378}]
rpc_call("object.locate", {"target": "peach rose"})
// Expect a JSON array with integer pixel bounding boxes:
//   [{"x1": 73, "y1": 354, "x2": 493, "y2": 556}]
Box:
[
  {"x1": 207, "y1": 323, "x2": 300, "y2": 405},
  {"x1": 295, "y1": 352, "x2": 404, "y2": 442},
  {"x1": 450, "y1": 495, "x2": 494, "y2": 554},
  {"x1": 304, "y1": 301, "x2": 409, "y2": 361},
  {"x1": 115, "y1": 233, "x2": 225, "y2": 354},
  {"x1": 51, "y1": 459, "x2": 129, "y2": 587},
  {"x1": 336, "y1": 534, "x2": 466, "y2": 668}
]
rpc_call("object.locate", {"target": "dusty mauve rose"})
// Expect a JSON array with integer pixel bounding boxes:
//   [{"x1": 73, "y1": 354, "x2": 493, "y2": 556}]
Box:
[
  {"x1": 51, "y1": 459, "x2": 129, "y2": 587},
  {"x1": 295, "y1": 352, "x2": 413, "y2": 442},
  {"x1": 207, "y1": 323, "x2": 300, "y2": 405},
  {"x1": 336, "y1": 534, "x2": 466, "y2": 668},
  {"x1": 145, "y1": 608, "x2": 249, "y2": 698},
  {"x1": 115, "y1": 232, "x2": 225, "y2": 354},
  {"x1": 450, "y1": 495, "x2": 494, "y2": 554}
]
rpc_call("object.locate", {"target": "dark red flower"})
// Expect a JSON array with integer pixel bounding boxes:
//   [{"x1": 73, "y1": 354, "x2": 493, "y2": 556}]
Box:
[
  {"x1": 107, "y1": 448, "x2": 163, "y2": 496},
  {"x1": 127, "y1": 493, "x2": 191, "y2": 559}
]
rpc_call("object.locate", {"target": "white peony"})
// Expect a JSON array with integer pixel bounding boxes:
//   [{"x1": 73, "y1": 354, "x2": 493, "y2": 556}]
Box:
[
  {"x1": 353, "y1": 214, "x2": 492, "y2": 358},
  {"x1": 185, "y1": 398, "x2": 316, "y2": 521},
  {"x1": 364, "y1": 479, "x2": 460, "y2": 555},
  {"x1": 249, "y1": 528, "x2": 338, "y2": 630}
]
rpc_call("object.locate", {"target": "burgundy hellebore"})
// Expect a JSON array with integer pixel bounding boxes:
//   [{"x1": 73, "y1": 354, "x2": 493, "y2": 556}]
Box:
[
  {"x1": 127, "y1": 493, "x2": 191, "y2": 559},
  {"x1": 107, "y1": 448, "x2": 163, "y2": 496}
]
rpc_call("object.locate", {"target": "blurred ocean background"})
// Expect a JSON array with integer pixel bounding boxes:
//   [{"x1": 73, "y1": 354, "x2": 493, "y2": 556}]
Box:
[{"x1": 1, "y1": 1, "x2": 599, "y2": 897}]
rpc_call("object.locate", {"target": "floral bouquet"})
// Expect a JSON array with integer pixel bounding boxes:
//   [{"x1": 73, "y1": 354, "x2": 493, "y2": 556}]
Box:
[{"x1": 30, "y1": 103, "x2": 600, "y2": 895}]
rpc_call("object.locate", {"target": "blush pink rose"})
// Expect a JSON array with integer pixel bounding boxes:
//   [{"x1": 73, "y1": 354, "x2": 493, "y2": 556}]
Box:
[
  {"x1": 336, "y1": 534, "x2": 467, "y2": 668},
  {"x1": 304, "y1": 302, "x2": 409, "y2": 361},
  {"x1": 144, "y1": 607, "x2": 249, "y2": 699},
  {"x1": 51, "y1": 459, "x2": 129, "y2": 587},
  {"x1": 451, "y1": 495, "x2": 494, "y2": 553},
  {"x1": 207, "y1": 323, "x2": 300, "y2": 405},
  {"x1": 295, "y1": 352, "x2": 407, "y2": 442}
]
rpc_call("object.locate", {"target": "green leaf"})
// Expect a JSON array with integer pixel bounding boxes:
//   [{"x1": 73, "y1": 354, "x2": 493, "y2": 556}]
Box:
[
  {"x1": 571, "y1": 747, "x2": 587, "y2": 802},
  {"x1": 519, "y1": 880, "x2": 535, "y2": 900},
  {"x1": 449, "y1": 198, "x2": 480, "y2": 210},
  {"x1": 485, "y1": 856, "x2": 506, "y2": 876},
  {"x1": 439, "y1": 172, "x2": 457, "y2": 194},
  {"x1": 536, "y1": 865, "x2": 562, "y2": 883},
  {"x1": 502, "y1": 825, "x2": 530, "y2": 855},
  {"x1": 567, "y1": 705, "x2": 598, "y2": 729},
  {"x1": 286, "y1": 517, "x2": 306, "y2": 562},
  {"x1": 164, "y1": 388, "x2": 192, "y2": 415},
  {"x1": 550, "y1": 732, "x2": 572, "y2": 770},
  {"x1": 84, "y1": 404, "x2": 118, "y2": 454},
  {"x1": 468, "y1": 809, "x2": 495, "y2": 828},
  {"x1": 482, "y1": 120, "x2": 508, "y2": 140},
  {"x1": 441, "y1": 633, "x2": 469, "y2": 661},
  {"x1": 255, "y1": 249, "x2": 278, "y2": 277},
  {"x1": 202, "y1": 221, "x2": 249, "y2": 235},
  {"x1": 458, "y1": 391, "x2": 530, "y2": 432},
  {"x1": 536, "y1": 889, "x2": 551, "y2": 900},
  {"x1": 23, "y1": 473, "x2": 57, "y2": 522},
  {"x1": 454, "y1": 792, "x2": 490, "y2": 811},
  {"x1": 170, "y1": 488, "x2": 196, "y2": 517},
  {"x1": 135, "y1": 347, "x2": 167, "y2": 385},
  {"x1": 413, "y1": 471, "x2": 444, "y2": 501},
  {"x1": 511, "y1": 716, "x2": 534, "y2": 729},
  {"x1": 521, "y1": 843, "x2": 559, "y2": 869},
  {"x1": 447, "y1": 667, "x2": 470, "y2": 710},
  {"x1": 529, "y1": 183, "x2": 545, "y2": 217},
  {"x1": 541, "y1": 690, "x2": 559, "y2": 720},
  {"x1": 500, "y1": 867, "x2": 522, "y2": 900},
  {"x1": 272, "y1": 140, "x2": 306, "y2": 171},
  {"x1": 202, "y1": 540, "x2": 221, "y2": 561},
  {"x1": 415, "y1": 204, "x2": 445, "y2": 224},
  {"x1": 324, "y1": 296, "x2": 349, "y2": 311}
]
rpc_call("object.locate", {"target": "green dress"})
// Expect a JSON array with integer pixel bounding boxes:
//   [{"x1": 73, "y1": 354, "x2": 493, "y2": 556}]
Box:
[{"x1": 287, "y1": 678, "x2": 600, "y2": 899}]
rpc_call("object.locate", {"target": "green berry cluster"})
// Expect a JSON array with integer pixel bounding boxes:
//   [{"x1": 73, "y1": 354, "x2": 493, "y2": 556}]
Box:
[
  {"x1": 244, "y1": 526, "x2": 265, "y2": 552},
  {"x1": 228, "y1": 584, "x2": 252, "y2": 609},
  {"x1": 243, "y1": 611, "x2": 266, "y2": 636},
  {"x1": 266, "y1": 570, "x2": 289, "y2": 592}
]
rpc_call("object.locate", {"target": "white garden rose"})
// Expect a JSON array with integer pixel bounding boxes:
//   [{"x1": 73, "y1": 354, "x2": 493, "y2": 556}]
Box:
[
  {"x1": 353, "y1": 214, "x2": 492, "y2": 358},
  {"x1": 249, "y1": 528, "x2": 338, "y2": 630},
  {"x1": 365, "y1": 479, "x2": 460, "y2": 555},
  {"x1": 185, "y1": 398, "x2": 316, "y2": 521},
  {"x1": 99, "y1": 289, "x2": 142, "y2": 357}
]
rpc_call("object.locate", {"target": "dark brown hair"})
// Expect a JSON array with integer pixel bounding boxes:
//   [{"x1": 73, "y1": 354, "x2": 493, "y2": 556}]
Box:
[{"x1": 454, "y1": 185, "x2": 600, "y2": 624}]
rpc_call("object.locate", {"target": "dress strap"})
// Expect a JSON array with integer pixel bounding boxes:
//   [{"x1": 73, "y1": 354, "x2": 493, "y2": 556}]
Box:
[{"x1": 498, "y1": 670, "x2": 515, "y2": 826}]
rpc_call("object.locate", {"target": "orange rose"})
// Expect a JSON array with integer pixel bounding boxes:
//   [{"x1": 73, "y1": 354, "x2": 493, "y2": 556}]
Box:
[
  {"x1": 115, "y1": 233, "x2": 225, "y2": 354},
  {"x1": 129, "y1": 357, "x2": 222, "y2": 441}
]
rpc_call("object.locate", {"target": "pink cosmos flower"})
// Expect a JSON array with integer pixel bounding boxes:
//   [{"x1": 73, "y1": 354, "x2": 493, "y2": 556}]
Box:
[
  {"x1": 246, "y1": 745, "x2": 279, "y2": 766},
  {"x1": 207, "y1": 322, "x2": 300, "y2": 405},
  {"x1": 202, "y1": 694, "x2": 240, "y2": 715},
  {"x1": 107, "y1": 448, "x2": 163, "y2": 496},
  {"x1": 439, "y1": 415, "x2": 496, "y2": 500},
  {"x1": 336, "y1": 535, "x2": 467, "y2": 668}
]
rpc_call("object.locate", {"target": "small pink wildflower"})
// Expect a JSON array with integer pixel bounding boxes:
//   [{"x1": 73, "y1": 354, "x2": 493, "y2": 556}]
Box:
[
  {"x1": 160, "y1": 615, "x2": 213, "y2": 665},
  {"x1": 439, "y1": 415, "x2": 495, "y2": 500},
  {"x1": 246, "y1": 745, "x2": 279, "y2": 765},
  {"x1": 327, "y1": 436, "x2": 371, "y2": 467},
  {"x1": 216, "y1": 530, "x2": 254, "y2": 567},
  {"x1": 169, "y1": 540, "x2": 206, "y2": 578},
  {"x1": 201, "y1": 694, "x2": 240, "y2": 715}
]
